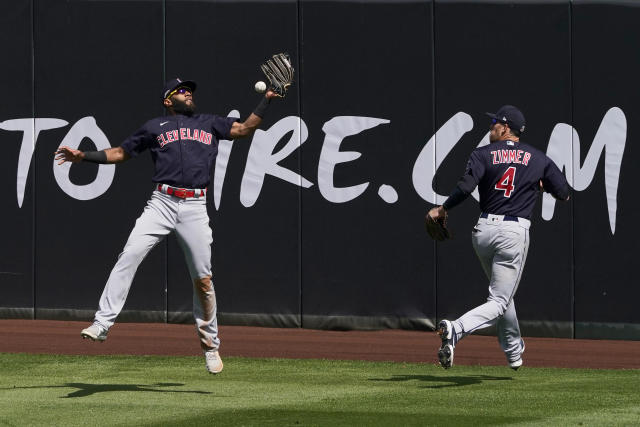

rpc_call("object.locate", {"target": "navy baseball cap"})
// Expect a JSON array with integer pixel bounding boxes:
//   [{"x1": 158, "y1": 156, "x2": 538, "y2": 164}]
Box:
[
  {"x1": 486, "y1": 105, "x2": 526, "y2": 134},
  {"x1": 163, "y1": 77, "x2": 197, "y2": 99}
]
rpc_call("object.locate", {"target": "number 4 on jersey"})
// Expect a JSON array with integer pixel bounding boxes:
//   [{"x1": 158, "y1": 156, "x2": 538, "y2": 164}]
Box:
[{"x1": 495, "y1": 166, "x2": 516, "y2": 197}]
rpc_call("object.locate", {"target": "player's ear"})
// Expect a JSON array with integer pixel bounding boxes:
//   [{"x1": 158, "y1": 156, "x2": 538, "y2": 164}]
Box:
[{"x1": 163, "y1": 98, "x2": 172, "y2": 108}]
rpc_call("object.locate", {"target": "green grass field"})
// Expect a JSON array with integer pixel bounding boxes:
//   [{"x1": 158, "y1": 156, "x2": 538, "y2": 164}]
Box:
[{"x1": 1, "y1": 353, "x2": 639, "y2": 426}]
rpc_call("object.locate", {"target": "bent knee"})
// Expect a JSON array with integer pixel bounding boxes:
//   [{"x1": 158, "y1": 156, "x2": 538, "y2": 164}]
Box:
[
  {"x1": 194, "y1": 276, "x2": 213, "y2": 293},
  {"x1": 488, "y1": 297, "x2": 510, "y2": 316}
]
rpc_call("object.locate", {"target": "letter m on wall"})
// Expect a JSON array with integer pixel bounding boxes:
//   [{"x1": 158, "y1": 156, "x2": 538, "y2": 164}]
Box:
[{"x1": 542, "y1": 107, "x2": 626, "y2": 234}]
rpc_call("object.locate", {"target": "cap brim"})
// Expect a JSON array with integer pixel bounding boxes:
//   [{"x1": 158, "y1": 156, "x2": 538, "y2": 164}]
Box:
[
  {"x1": 485, "y1": 112, "x2": 499, "y2": 120},
  {"x1": 164, "y1": 80, "x2": 197, "y2": 98},
  {"x1": 179, "y1": 80, "x2": 197, "y2": 92}
]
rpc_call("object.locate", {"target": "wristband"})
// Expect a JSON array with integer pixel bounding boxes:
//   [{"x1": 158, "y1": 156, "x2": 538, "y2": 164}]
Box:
[
  {"x1": 253, "y1": 96, "x2": 271, "y2": 118},
  {"x1": 83, "y1": 151, "x2": 108, "y2": 164}
]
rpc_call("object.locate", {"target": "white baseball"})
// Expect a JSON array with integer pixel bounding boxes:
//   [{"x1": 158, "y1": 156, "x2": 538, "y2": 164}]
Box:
[{"x1": 254, "y1": 81, "x2": 267, "y2": 93}]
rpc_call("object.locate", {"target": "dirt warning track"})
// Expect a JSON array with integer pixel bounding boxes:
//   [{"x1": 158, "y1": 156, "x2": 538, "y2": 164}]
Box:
[{"x1": 1, "y1": 320, "x2": 639, "y2": 369}]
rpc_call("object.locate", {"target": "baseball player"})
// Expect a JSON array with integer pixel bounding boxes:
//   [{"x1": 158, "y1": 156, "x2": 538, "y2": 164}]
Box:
[
  {"x1": 427, "y1": 105, "x2": 570, "y2": 370},
  {"x1": 55, "y1": 77, "x2": 281, "y2": 374}
]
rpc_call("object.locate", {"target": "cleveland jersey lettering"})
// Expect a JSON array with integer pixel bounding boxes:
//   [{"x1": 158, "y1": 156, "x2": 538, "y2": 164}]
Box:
[{"x1": 156, "y1": 128, "x2": 213, "y2": 147}]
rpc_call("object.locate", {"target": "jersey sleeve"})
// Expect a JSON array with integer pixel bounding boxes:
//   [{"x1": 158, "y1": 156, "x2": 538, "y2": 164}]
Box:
[
  {"x1": 457, "y1": 149, "x2": 485, "y2": 194},
  {"x1": 542, "y1": 157, "x2": 570, "y2": 200},
  {"x1": 211, "y1": 116, "x2": 239, "y2": 140},
  {"x1": 121, "y1": 124, "x2": 153, "y2": 158}
]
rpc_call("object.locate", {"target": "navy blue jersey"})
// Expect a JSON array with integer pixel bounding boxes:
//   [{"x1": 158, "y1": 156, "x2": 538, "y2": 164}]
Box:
[
  {"x1": 459, "y1": 139, "x2": 569, "y2": 219},
  {"x1": 121, "y1": 113, "x2": 237, "y2": 188}
]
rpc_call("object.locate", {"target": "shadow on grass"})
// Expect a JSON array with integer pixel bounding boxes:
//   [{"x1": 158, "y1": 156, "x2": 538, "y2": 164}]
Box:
[
  {"x1": 369, "y1": 374, "x2": 513, "y2": 389},
  {"x1": 2, "y1": 382, "x2": 212, "y2": 398}
]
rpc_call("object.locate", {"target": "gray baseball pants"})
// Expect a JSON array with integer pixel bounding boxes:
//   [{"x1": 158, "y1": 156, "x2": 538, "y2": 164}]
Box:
[
  {"x1": 93, "y1": 187, "x2": 219, "y2": 351},
  {"x1": 451, "y1": 214, "x2": 530, "y2": 363}
]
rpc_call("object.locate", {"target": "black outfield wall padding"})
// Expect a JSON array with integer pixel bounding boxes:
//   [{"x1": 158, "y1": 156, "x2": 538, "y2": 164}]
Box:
[
  {"x1": 0, "y1": 1, "x2": 33, "y2": 316},
  {"x1": 31, "y1": 0, "x2": 167, "y2": 319}
]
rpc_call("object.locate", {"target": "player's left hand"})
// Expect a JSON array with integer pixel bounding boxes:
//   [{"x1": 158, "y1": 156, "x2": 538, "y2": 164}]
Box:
[{"x1": 265, "y1": 90, "x2": 278, "y2": 99}]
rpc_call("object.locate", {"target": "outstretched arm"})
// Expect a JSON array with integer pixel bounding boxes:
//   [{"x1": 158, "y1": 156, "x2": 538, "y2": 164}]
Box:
[
  {"x1": 55, "y1": 146, "x2": 130, "y2": 165},
  {"x1": 229, "y1": 91, "x2": 279, "y2": 138}
]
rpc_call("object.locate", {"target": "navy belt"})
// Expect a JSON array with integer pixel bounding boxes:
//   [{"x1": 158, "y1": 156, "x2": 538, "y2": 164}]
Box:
[{"x1": 480, "y1": 212, "x2": 519, "y2": 222}]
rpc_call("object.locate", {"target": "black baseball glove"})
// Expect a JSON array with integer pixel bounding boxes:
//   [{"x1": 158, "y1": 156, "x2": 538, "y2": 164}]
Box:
[
  {"x1": 425, "y1": 208, "x2": 451, "y2": 241},
  {"x1": 261, "y1": 53, "x2": 294, "y2": 97}
]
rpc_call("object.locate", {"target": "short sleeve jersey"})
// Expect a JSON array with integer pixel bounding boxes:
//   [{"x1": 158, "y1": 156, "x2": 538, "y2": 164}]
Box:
[
  {"x1": 121, "y1": 113, "x2": 237, "y2": 189},
  {"x1": 460, "y1": 139, "x2": 569, "y2": 219}
]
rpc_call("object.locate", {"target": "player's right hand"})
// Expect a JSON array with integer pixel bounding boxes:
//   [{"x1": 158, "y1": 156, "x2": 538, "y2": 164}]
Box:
[{"x1": 55, "y1": 146, "x2": 83, "y2": 165}]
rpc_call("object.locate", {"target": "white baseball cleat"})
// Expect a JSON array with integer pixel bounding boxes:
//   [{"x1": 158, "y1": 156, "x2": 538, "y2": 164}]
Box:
[
  {"x1": 204, "y1": 350, "x2": 224, "y2": 374},
  {"x1": 438, "y1": 343, "x2": 454, "y2": 369},
  {"x1": 80, "y1": 322, "x2": 108, "y2": 342},
  {"x1": 437, "y1": 320, "x2": 453, "y2": 341},
  {"x1": 437, "y1": 319, "x2": 455, "y2": 369},
  {"x1": 509, "y1": 339, "x2": 525, "y2": 370}
]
